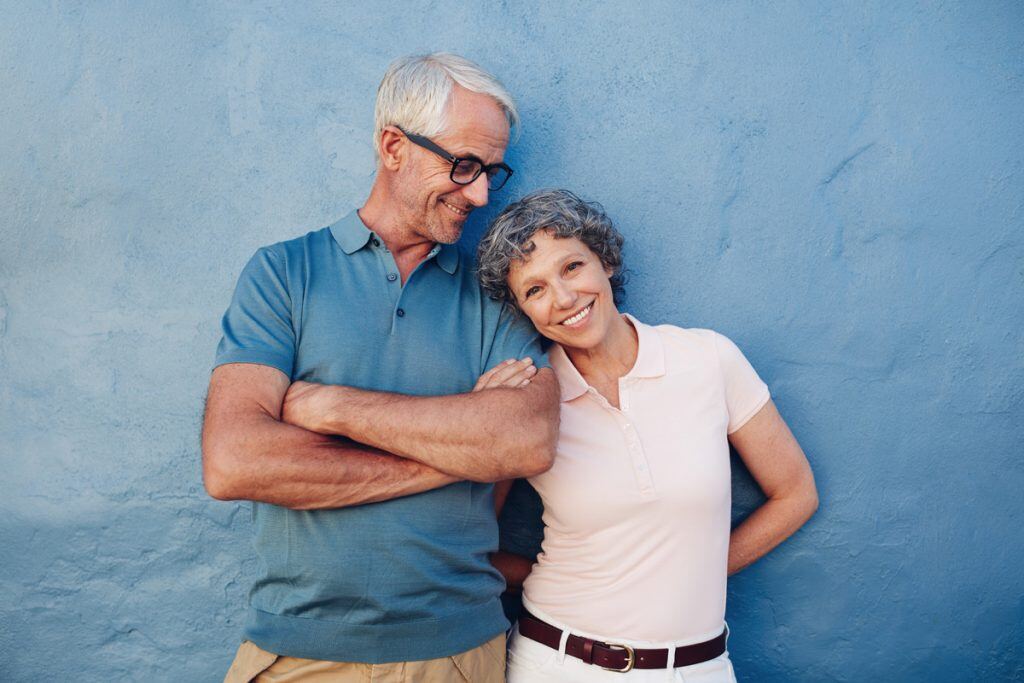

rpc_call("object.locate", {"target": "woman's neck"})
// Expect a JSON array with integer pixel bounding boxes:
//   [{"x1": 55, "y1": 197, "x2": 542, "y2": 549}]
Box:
[{"x1": 564, "y1": 313, "x2": 640, "y2": 387}]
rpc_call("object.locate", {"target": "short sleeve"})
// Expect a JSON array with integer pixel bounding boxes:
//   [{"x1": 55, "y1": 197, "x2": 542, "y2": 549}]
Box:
[
  {"x1": 482, "y1": 304, "x2": 550, "y2": 373},
  {"x1": 213, "y1": 247, "x2": 296, "y2": 378},
  {"x1": 713, "y1": 331, "x2": 770, "y2": 434}
]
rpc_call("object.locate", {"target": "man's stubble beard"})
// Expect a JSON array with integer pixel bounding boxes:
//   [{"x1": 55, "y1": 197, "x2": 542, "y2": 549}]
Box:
[{"x1": 427, "y1": 202, "x2": 469, "y2": 244}]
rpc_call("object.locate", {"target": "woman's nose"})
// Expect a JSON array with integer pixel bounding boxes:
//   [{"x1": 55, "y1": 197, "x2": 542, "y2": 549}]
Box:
[{"x1": 552, "y1": 281, "x2": 576, "y2": 309}]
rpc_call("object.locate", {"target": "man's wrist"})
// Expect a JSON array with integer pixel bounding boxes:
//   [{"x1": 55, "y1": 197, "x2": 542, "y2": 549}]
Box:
[{"x1": 320, "y1": 384, "x2": 353, "y2": 435}]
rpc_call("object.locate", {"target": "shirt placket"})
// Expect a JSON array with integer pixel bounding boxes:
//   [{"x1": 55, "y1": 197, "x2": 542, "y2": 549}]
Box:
[
  {"x1": 590, "y1": 380, "x2": 656, "y2": 497},
  {"x1": 372, "y1": 237, "x2": 440, "y2": 335}
]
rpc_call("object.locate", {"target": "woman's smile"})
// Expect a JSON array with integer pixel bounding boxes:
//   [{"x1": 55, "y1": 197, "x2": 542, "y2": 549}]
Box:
[{"x1": 559, "y1": 303, "x2": 592, "y2": 327}]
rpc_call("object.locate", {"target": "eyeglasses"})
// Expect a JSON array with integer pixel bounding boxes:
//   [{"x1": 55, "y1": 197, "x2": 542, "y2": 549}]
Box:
[{"x1": 397, "y1": 126, "x2": 514, "y2": 191}]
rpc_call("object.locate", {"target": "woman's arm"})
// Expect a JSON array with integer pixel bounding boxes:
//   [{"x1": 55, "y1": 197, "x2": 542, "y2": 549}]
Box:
[
  {"x1": 494, "y1": 479, "x2": 515, "y2": 516},
  {"x1": 727, "y1": 399, "x2": 818, "y2": 575},
  {"x1": 492, "y1": 479, "x2": 536, "y2": 592},
  {"x1": 471, "y1": 362, "x2": 544, "y2": 590},
  {"x1": 491, "y1": 550, "x2": 534, "y2": 593}
]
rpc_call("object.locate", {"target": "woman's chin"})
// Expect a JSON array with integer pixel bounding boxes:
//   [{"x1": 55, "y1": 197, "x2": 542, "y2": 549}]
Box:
[{"x1": 546, "y1": 326, "x2": 603, "y2": 352}]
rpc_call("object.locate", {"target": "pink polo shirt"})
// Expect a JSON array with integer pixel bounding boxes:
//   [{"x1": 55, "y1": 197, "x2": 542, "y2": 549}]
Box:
[{"x1": 521, "y1": 315, "x2": 770, "y2": 644}]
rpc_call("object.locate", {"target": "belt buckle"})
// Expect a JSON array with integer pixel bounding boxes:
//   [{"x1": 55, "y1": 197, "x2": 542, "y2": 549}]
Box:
[{"x1": 600, "y1": 642, "x2": 636, "y2": 673}]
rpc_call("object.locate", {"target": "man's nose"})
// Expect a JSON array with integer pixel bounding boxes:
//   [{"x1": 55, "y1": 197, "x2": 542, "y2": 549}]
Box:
[{"x1": 461, "y1": 173, "x2": 490, "y2": 208}]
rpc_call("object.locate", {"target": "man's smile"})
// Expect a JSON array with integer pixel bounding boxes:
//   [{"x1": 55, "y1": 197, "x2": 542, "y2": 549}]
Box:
[{"x1": 440, "y1": 198, "x2": 470, "y2": 216}]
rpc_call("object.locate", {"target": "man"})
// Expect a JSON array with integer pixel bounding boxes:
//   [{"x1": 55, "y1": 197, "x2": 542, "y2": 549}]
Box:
[{"x1": 203, "y1": 53, "x2": 560, "y2": 682}]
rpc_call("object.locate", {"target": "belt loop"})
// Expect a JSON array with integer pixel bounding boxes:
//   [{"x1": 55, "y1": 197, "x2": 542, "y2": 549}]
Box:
[
  {"x1": 581, "y1": 639, "x2": 594, "y2": 664},
  {"x1": 557, "y1": 628, "x2": 570, "y2": 664}
]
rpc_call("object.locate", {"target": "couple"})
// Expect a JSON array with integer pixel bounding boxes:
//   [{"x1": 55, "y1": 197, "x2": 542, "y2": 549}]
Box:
[{"x1": 203, "y1": 53, "x2": 818, "y2": 682}]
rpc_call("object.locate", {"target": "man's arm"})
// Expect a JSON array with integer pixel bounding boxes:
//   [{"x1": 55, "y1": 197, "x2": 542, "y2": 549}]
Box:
[
  {"x1": 281, "y1": 365, "x2": 560, "y2": 482},
  {"x1": 202, "y1": 363, "x2": 458, "y2": 509}
]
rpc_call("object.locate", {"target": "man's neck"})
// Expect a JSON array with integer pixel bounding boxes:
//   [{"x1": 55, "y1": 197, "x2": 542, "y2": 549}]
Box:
[{"x1": 359, "y1": 183, "x2": 436, "y2": 284}]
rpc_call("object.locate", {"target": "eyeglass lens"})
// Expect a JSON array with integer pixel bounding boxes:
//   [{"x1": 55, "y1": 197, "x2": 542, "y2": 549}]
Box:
[{"x1": 451, "y1": 160, "x2": 510, "y2": 190}]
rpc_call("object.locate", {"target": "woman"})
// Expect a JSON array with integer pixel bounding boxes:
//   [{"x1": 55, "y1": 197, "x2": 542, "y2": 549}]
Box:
[{"x1": 474, "y1": 189, "x2": 818, "y2": 682}]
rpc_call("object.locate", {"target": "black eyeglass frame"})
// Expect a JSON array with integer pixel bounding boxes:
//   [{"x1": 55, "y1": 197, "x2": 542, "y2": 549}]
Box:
[{"x1": 396, "y1": 126, "x2": 514, "y2": 191}]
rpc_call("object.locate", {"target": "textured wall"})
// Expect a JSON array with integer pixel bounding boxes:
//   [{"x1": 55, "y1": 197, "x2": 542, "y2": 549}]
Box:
[{"x1": 1, "y1": 2, "x2": 1022, "y2": 681}]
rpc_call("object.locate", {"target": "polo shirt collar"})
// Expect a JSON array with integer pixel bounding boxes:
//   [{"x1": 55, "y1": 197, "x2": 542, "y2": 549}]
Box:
[
  {"x1": 623, "y1": 313, "x2": 666, "y2": 379},
  {"x1": 549, "y1": 345, "x2": 589, "y2": 402},
  {"x1": 549, "y1": 313, "x2": 667, "y2": 403},
  {"x1": 330, "y1": 210, "x2": 373, "y2": 254},
  {"x1": 435, "y1": 242, "x2": 459, "y2": 274},
  {"x1": 329, "y1": 210, "x2": 460, "y2": 275}
]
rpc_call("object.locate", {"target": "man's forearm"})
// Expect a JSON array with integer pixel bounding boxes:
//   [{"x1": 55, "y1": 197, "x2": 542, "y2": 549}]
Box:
[
  {"x1": 288, "y1": 370, "x2": 559, "y2": 482},
  {"x1": 203, "y1": 411, "x2": 457, "y2": 509}
]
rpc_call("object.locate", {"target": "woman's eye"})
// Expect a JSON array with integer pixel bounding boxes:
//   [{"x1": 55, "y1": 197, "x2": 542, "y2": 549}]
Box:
[
  {"x1": 525, "y1": 286, "x2": 541, "y2": 298},
  {"x1": 566, "y1": 261, "x2": 583, "y2": 272}
]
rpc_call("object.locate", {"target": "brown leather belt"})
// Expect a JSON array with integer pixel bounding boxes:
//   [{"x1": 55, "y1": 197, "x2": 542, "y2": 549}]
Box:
[{"x1": 517, "y1": 610, "x2": 727, "y2": 673}]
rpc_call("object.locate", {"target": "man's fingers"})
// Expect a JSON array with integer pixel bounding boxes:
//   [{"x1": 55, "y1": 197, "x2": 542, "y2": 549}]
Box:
[
  {"x1": 485, "y1": 359, "x2": 535, "y2": 388},
  {"x1": 473, "y1": 358, "x2": 536, "y2": 391},
  {"x1": 488, "y1": 358, "x2": 533, "y2": 385},
  {"x1": 473, "y1": 359, "x2": 516, "y2": 391},
  {"x1": 505, "y1": 365, "x2": 537, "y2": 387}
]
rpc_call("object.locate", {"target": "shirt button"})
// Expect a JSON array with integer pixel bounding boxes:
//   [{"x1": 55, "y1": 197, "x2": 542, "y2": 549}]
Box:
[
  {"x1": 387, "y1": 273, "x2": 397, "y2": 282},
  {"x1": 372, "y1": 238, "x2": 380, "y2": 247},
  {"x1": 396, "y1": 308, "x2": 405, "y2": 317}
]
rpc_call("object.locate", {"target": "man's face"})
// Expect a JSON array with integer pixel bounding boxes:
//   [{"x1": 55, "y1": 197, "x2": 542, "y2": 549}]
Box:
[{"x1": 396, "y1": 86, "x2": 510, "y2": 244}]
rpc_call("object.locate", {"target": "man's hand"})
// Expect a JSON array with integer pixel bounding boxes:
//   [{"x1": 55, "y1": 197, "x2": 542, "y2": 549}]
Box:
[
  {"x1": 282, "y1": 380, "x2": 333, "y2": 433},
  {"x1": 473, "y1": 358, "x2": 537, "y2": 391}
]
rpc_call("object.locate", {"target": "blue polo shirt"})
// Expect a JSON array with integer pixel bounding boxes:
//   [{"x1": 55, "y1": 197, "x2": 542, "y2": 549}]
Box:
[{"x1": 213, "y1": 210, "x2": 548, "y2": 663}]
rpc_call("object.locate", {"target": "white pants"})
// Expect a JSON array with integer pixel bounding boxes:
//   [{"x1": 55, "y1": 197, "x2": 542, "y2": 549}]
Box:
[{"x1": 506, "y1": 608, "x2": 737, "y2": 683}]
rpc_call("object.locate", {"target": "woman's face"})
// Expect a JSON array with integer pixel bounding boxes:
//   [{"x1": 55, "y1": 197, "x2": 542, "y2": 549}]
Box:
[{"x1": 507, "y1": 230, "x2": 618, "y2": 351}]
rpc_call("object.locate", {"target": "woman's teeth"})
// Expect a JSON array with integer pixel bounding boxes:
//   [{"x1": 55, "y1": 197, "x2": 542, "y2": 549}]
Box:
[{"x1": 561, "y1": 305, "x2": 592, "y2": 326}]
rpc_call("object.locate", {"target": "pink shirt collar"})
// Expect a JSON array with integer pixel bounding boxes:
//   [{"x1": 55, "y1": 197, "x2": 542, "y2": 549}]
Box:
[{"x1": 550, "y1": 313, "x2": 667, "y2": 403}]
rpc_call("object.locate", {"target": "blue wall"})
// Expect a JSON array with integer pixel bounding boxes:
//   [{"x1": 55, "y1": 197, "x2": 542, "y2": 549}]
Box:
[{"x1": 1, "y1": 2, "x2": 1021, "y2": 680}]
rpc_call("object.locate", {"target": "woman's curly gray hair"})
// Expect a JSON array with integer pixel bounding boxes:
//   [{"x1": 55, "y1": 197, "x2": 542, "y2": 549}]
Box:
[{"x1": 477, "y1": 188, "x2": 626, "y2": 307}]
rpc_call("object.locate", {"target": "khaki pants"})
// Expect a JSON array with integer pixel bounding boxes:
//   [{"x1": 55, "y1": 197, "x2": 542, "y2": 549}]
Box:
[{"x1": 224, "y1": 633, "x2": 506, "y2": 683}]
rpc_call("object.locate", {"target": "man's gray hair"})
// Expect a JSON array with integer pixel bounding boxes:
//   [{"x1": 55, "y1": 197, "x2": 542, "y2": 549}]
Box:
[
  {"x1": 477, "y1": 189, "x2": 626, "y2": 307},
  {"x1": 373, "y1": 52, "x2": 519, "y2": 159}
]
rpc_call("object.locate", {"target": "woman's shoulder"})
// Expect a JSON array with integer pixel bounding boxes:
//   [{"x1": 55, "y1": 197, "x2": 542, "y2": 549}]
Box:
[
  {"x1": 632, "y1": 317, "x2": 748, "y2": 372},
  {"x1": 639, "y1": 318, "x2": 728, "y2": 350},
  {"x1": 640, "y1": 320, "x2": 765, "y2": 391}
]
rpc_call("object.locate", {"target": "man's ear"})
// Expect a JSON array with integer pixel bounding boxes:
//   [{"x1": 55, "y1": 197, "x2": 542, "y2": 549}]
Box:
[{"x1": 378, "y1": 126, "x2": 405, "y2": 171}]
